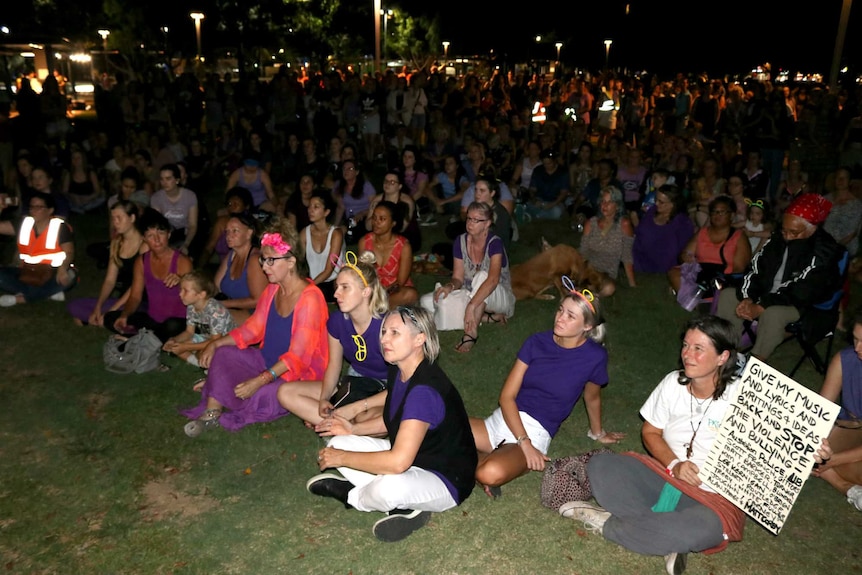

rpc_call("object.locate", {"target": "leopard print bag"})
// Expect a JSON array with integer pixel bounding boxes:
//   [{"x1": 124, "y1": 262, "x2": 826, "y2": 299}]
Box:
[{"x1": 540, "y1": 448, "x2": 614, "y2": 510}]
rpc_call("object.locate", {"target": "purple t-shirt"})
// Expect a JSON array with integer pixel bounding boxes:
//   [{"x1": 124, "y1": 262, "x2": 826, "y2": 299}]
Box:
[
  {"x1": 327, "y1": 313, "x2": 388, "y2": 380},
  {"x1": 515, "y1": 330, "x2": 609, "y2": 437},
  {"x1": 262, "y1": 307, "x2": 293, "y2": 367},
  {"x1": 336, "y1": 181, "x2": 376, "y2": 219},
  {"x1": 388, "y1": 371, "x2": 455, "y2": 499},
  {"x1": 839, "y1": 346, "x2": 862, "y2": 421},
  {"x1": 632, "y1": 206, "x2": 695, "y2": 274}
]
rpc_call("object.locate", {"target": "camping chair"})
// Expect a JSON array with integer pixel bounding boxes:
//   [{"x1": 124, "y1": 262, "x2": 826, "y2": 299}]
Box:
[{"x1": 744, "y1": 250, "x2": 849, "y2": 377}]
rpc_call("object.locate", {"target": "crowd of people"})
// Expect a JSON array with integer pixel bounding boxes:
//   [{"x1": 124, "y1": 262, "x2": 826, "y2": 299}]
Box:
[{"x1": 1, "y1": 62, "x2": 861, "y2": 573}]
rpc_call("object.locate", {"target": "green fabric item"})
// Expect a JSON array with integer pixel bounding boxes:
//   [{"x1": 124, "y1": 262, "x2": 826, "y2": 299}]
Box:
[{"x1": 651, "y1": 482, "x2": 682, "y2": 512}]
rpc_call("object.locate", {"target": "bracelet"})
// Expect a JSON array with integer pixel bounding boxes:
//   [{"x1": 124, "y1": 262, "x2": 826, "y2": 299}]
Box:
[
  {"x1": 516, "y1": 434, "x2": 530, "y2": 445},
  {"x1": 267, "y1": 368, "x2": 278, "y2": 382},
  {"x1": 666, "y1": 458, "x2": 680, "y2": 477},
  {"x1": 587, "y1": 429, "x2": 607, "y2": 441},
  {"x1": 445, "y1": 282, "x2": 455, "y2": 290}
]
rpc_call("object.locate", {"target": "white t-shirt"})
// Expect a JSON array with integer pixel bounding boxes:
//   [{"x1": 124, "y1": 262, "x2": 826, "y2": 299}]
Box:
[{"x1": 640, "y1": 370, "x2": 740, "y2": 492}]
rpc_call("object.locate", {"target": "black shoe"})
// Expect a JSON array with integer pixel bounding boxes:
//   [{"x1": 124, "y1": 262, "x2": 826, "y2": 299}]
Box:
[
  {"x1": 372, "y1": 509, "x2": 432, "y2": 542},
  {"x1": 306, "y1": 473, "x2": 354, "y2": 509}
]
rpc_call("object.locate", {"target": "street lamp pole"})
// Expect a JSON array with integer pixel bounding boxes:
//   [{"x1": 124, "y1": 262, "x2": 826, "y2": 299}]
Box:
[
  {"x1": 555, "y1": 42, "x2": 562, "y2": 63},
  {"x1": 373, "y1": 0, "x2": 381, "y2": 73},
  {"x1": 442, "y1": 41, "x2": 449, "y2": 61},
  {"x1": 161, "y1": 26, "x2": 169, "y2": 58},
  {"x1": 381, "y1": 9, "x2": 392, "y2": 60},
  {"x1": 190, "y1": 12, "x2": 205, "y2": 62},
  {"x1": 604, "y1": 39, "x2": 613, "y2": 71},
  {"x1": 97, "y1": 29, "x2": 110, "y2": 73}
]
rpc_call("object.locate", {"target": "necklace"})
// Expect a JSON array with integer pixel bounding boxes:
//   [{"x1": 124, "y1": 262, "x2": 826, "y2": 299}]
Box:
[
  {"x1": 686, "y1": 388, "x2": 713, "y2": 459},
  {"x1": 689, "y1": 384, "x2": 711, "y2": 414}
]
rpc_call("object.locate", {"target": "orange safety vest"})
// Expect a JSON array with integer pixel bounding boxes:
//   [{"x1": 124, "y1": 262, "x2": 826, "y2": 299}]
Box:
[{"x1": 18, "y1": 216, "x2": 67, "y2": 267}]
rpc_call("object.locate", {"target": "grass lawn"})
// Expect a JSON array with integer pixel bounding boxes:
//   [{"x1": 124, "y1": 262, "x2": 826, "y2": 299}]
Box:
[{"x1": 1, "y1": 207, "x2": 860, "y2": 575}]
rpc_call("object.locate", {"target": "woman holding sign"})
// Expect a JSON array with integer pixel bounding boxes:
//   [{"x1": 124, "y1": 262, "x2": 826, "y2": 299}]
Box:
[
  {"x1": 559, "y1": 316, "x2": 832, "y2": 575},
  {"x1": 815, "y1": 308, "x2": 862, "y2": 512}
]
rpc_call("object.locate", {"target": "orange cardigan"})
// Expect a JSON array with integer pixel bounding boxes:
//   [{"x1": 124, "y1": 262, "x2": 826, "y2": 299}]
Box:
[{"x1": 229, "y1": 280, "x2": 329, "y2": 381}]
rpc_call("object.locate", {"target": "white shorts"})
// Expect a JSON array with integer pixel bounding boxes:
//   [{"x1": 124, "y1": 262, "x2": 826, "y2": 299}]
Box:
[{"x1": 483, "y1": 407, "x2": 552, "y2": 454}]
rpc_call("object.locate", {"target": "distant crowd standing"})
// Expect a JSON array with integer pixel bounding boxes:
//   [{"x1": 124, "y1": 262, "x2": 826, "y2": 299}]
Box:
[{"x1": 0, "y1": 61, "x2": 860, "y2": 573}]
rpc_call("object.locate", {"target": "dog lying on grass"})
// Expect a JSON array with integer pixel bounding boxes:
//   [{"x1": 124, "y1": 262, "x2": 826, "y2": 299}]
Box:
[{"x1": 510, "y1": 238, "x2": 609, "y2": 301}]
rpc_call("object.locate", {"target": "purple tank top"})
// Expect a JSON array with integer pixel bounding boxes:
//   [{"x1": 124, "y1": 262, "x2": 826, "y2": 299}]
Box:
[
  {"x1": 143, "y1": 251, "x2": 187, "y2": 322},
  {"x1": 219, "y1": 250, "x2": 251, "y2": 300},
  {"x1": 262, "y1": 305, "x2": 293, "y2": 367}
]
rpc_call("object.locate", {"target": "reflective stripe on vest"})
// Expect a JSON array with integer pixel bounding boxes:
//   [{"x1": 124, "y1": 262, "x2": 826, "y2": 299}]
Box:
[{"x1": 18, "y1": 217, "x2": 67, "y2": 267}]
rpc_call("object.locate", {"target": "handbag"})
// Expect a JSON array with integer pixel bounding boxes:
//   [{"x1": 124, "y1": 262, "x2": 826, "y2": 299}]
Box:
[
  {"x1": 432, "y1": 283, "x2": 471, "y2": 331},
  {"x1": 540, "y1": 448, "x2": 614, "y2": 510},
  {"x1": 329, "y1": 375, "x2": 387, "y2": 409},
  {"x1": 103, "y1": 328, "x2": 163, "y2": 374}
]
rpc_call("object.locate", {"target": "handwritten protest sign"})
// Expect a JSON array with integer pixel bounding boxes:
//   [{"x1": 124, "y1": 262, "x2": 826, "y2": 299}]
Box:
[{"x1": 699, "y1": 358, "x2": 838, "y2": 534}]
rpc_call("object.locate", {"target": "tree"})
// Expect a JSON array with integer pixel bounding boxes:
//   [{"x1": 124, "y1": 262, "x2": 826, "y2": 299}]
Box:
[{"x1": 385, "y1": 11, "x2": 440, "y2": 72}]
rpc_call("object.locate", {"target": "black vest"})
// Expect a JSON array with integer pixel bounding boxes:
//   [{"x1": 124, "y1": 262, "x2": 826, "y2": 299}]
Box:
[{"x1": 384, "y1": 360, "x2": 478, "y2": 504}]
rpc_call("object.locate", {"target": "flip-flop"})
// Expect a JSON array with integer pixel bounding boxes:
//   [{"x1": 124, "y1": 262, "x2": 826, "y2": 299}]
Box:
[
  {"x1": 454, "y1": 333, "x2": 478, "y2": 353},
  {"x1": 482, "y1": 312, "x2": 507, "y2": 325}
]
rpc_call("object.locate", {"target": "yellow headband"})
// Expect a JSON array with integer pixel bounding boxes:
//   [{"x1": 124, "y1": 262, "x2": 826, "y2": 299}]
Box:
[
  {"x1": 561, "y1": 275, "x2": 596, "y2": 313},
  {"x1": 335, "y1": 251, "x2": 368, "y2": 287}
]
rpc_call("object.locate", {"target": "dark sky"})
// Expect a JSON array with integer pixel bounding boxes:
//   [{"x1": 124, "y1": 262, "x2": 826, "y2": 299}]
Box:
[{"x1": 406, "y1": 0, "x2": 862, "y2": 77}]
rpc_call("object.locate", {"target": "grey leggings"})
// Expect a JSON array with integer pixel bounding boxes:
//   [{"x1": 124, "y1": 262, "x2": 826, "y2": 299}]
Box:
[{"x1": 588, "y1": 453, "x2": 724, "y2": 556}]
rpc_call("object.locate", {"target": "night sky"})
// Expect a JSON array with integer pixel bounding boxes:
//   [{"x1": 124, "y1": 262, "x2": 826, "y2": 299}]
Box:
[{"x1": 411, "y1": 0, "x2": 862, "y2": 77}]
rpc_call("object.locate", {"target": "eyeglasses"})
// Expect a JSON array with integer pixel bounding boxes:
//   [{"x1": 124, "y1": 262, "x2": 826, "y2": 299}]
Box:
[
  {"x1": 466, "y1": 217, "x2": 488, "y2": 224},
  {"x1": 258, "y1": 255, "x2": 292, "y2": 267},
  {"x1": 351, "y1": 334, "x2": 367, "y2": 362}
]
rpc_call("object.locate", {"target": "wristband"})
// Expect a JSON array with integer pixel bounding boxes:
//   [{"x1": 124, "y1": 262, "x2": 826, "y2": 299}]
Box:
[
  {"x1": 267, "y1": 368, "x2": 278, "y2": 382},
  {"x1": 666, "y1": 459, "x2": 680, "y2": 477},
  {"x1": 516, "y1": 435, "x2": 530, "y2": 445},
  {"x1": 587, "y1": 429, "x2": 607, "y2": 441}
]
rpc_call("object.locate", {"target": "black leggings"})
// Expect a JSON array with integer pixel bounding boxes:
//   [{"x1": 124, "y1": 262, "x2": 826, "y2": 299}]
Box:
[{"x1": 103, "y1": 310, "x2": 187, "y2": 343}]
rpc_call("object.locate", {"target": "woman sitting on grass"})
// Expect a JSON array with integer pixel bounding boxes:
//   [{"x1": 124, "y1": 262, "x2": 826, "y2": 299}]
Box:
[
  {"x1": 469, "y1": 280, "x2": 624, "y2": 498},
  {"x1": 180, "y1": 218, "x2": 329, "y2": 436},
  {"x1": 300, "y1": 190, "x2": 345, "y2": 303},
  {"x1": 278, "y1": 251, "x2": 389, "y2": 427},
  {"x1": 359, "y1": 200, "x2": 418, "y2": 309},
  {"x1": 420, "y1": 201, "x2": 514, "y2": 353},
  {"x1": 564, "y1": 315, "x2": 833, "y2": 575},
  {"x1": 815, "y1": 307, "x2": 862, "y2": 512},
  {"x1": 213, "y1": 210, "x2": 267, "y2": 325},
  {"x1": 307, "y1": 305, "x2": 477, "y2": 543}
]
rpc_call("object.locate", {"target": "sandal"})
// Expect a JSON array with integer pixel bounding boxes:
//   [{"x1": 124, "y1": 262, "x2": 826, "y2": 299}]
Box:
[
  {"x1": 482, "y1": 312, "x2": 507, "y2": 325},
  {"x1": 454, "y1": 334, "x2": 478, "y2": 353},
  {"x1": 184, "y1": 408, "x2": 222, "y2": 438}
]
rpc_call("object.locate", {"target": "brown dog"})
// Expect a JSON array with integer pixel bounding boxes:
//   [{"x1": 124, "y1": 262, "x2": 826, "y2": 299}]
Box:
[{"x1": 510, "y1": 238, "x2": 608, "y2": 301}]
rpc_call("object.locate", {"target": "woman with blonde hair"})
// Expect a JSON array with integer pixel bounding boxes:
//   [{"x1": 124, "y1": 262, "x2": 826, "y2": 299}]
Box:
[{"x1": 278, "y1": 251, "x2": 390, "y2": 427}]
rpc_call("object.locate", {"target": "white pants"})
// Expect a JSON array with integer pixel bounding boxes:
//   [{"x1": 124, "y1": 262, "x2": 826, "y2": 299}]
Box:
[
  {"x1": 420, "y1": 270, "x2": 516, "y2": 328},
  {"x1": 329, "y1": 435, "x2": 458, "y2": 513}
]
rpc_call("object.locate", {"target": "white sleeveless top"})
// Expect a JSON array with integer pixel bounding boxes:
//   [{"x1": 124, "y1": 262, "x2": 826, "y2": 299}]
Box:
[
  {"x1": 304, "y1": 225, "x2": 344, "y2": 282},
  {"x1": 745, "y1": 220, "x2": 764, "y2": 253},
  {"x1": 519, "y1": 157, "x2": 541, "y2": 190}
]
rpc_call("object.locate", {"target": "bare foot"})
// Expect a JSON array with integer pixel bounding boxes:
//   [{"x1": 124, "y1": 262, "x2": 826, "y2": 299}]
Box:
[{"x1": 454, "y1": 333, "x2": 478, "y2": 353}]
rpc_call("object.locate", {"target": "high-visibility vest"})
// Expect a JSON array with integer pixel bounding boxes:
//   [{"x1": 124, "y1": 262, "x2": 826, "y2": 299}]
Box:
[{"x1": 18, "y1": 216, "x2": 67, "y2": 267}]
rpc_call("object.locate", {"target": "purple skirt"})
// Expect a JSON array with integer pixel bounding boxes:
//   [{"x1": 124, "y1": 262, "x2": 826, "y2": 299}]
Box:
[{"x1": 178, "y1": 345, "x2": 289, "y2": 431}]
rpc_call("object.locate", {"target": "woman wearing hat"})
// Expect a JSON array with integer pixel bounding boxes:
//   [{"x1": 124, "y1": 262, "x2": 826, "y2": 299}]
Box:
[{"x1": 716, "y1": 193, "x2": 847, "y2": 360}]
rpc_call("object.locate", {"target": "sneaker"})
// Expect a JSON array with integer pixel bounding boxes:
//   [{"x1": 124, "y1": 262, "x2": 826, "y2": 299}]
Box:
[
  {"x1": 49, "y1": 291, "x2": 66, "y2": 302},
  {"x1": 0, "y1": 294, "x2": 18, "y2": 307},
  {"x1": 664, "y1": 552, "x2": 687, "y2": 575},
  {"x1": 847, "y1": 484, "x2": 862, "y2": 511},
  {"x1": 306, "y1": 472, "x2": 353, "y2": 508},
  {"x1": 558, "y1": 501, "x2": 610, "y2": 533},
  {"x1": 372, "y1": 509, "x2": 432, "y2": 542}
]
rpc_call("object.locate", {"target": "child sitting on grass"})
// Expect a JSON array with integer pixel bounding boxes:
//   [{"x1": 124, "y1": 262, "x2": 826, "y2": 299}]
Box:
[{"x1": 162, "y1": 270, "x2": 237, "y2": 367}]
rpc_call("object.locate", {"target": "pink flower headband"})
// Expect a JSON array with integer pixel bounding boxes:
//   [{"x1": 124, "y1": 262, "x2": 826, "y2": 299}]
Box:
[
  {"x1": 261, "y1": 232, "x2": 291, "y2": 255},
  {"x1": 561, "y1": 275, "x2": 595, "y2": 313},
  {"x1": 330, "y1": 250, "x2": 368, "y2": 287}
]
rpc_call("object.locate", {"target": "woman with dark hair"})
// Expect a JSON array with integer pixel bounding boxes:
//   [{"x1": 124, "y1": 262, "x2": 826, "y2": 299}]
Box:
[
  {"x1": 283, "y1": 172, "x2": 317, "y2": 234},
  {"x1": 67, "y1": 199, "x2": 148, "y2": 325},
  {"x1": 300, "y1": 189, "x2": 345, "y2": 302},
  {"x1": 563, "y1": 315, "x2": 832, "y2": 574},
  {"x1": 214, "y1": 211, "x2": 267, "y2": 324},
  {"x1": 632, "y1": 184, "x2": 695, "y2": 274},
  {"x1": 108, "y1": 166, "x2": 150, "y2": 211},
  {"x1": 199, "y1": 186, "x2": 255, "y2": 269},
  {"x1": 360, "y1": 200, "x2": 418, "y2": 309},
  {"x1": 104, "y1": 209, "x2": 193, "y2": 342},
  {"x1": 668, "y1": 195, "x2": 751, "y2": 296},
  {"x1": 366, "y1": 168, "x2": 420, "y2": 254},
  {"x1": 149, "y1": 163, "x2": 199, "y2": 256},
  {"x1": 332, "y1": 158, "x2": 376, "y2": 243},
  {"x1": 181, "y1": 217, "x2": 329, "y2": 434}
]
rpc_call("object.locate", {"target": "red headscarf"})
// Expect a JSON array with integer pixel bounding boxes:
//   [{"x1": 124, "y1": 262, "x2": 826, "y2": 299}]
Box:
[{"x1": 785, "y1": 193, "x2": 832, "y2": 225}]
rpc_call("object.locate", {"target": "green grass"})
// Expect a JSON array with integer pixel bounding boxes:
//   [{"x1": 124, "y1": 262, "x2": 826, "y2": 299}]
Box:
[{"x1": 1, "y1": 210, "x2": 860, "y2": 575}]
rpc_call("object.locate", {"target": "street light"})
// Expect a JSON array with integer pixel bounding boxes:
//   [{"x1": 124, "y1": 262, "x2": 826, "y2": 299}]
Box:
[
  {"x1": 380, "y1": 9, "x2": 392, "y2": 59},
  {"x1": 161, "y1": 26, "x2": 169, "y2": 57},
  {"x1": 604, "y1": 39, "x2": 613, "y2": 70},
  {"x1": 190, "y1": 12, "x2": 205, "y2": 62},
  {"x1": 442, "y1": 41, "x2": 450, "y2": 61},
  {"x1": 373, "y1": 0, "x2": 381, "y2": 73},
  {"x1": 98, "y1": 29, "x2": 110, "y2": 72},
  {"x1": 555, "y1": 42, "x2": 563, "y2": 62}
]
